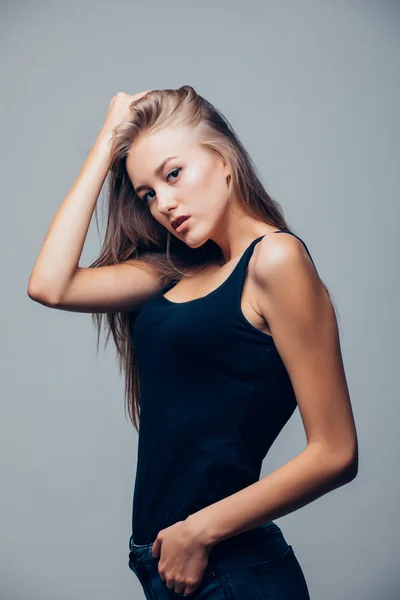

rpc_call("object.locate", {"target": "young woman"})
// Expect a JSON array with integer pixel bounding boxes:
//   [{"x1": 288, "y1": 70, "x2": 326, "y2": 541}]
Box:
[{"x1": 28, "y1": 85, "x2": 358, "y2": 599}]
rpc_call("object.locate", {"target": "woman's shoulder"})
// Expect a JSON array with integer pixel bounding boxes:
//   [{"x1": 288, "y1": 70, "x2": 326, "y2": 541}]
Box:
[{"x1": 251, "y1": 231, "x2": 319, "y2": 289}]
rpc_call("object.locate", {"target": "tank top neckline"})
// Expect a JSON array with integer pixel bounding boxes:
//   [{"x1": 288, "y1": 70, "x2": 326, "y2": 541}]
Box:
[{"x1": 159, "y1": 229, "x2": 284, "y2": 307}]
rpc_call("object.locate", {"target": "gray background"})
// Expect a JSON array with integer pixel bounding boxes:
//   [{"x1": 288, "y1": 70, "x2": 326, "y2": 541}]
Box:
[{"x1": 1, "y1": 1, "x2": 399, "y2": 599}]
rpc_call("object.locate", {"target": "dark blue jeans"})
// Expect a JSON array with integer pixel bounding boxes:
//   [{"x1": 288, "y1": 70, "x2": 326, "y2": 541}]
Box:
[{"x1": 128, "y1": 521, "x2": 310, "y2": 599}]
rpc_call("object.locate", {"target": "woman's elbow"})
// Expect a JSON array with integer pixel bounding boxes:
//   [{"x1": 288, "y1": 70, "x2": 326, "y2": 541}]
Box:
[
  {"x1": 339, "y1": 445, "x2": 359, "y2": 483},
  {"x1": 27, "y1": 280, "x2": 59, "y2": 307}
]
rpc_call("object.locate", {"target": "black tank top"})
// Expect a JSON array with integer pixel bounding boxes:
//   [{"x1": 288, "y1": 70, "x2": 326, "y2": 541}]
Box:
[{"x1": 130, "y1": 230, "x2": 317, "y2": 545}]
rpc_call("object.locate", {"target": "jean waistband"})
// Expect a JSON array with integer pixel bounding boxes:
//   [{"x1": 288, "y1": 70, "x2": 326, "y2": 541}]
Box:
[
  {"x1": 128, "y1": 521, "x2": 282, "y2": 569},
  {"x1": 128, "y1": 536, "x2": 154, "y2": 570}
]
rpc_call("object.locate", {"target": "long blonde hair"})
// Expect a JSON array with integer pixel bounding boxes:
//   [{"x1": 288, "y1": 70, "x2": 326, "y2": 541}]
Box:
[{"x1": 91, "y1": 84, "x2": 296, "y2": 432}]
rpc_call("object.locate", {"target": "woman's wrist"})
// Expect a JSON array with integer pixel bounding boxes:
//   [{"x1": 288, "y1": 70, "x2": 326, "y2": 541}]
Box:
[{"x1": 94, "y1": 127, "x2": 114, "y2": 156}]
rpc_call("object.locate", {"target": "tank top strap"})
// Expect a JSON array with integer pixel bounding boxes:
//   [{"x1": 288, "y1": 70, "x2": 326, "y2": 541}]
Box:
[
  {"x1": 236, "y1": 229, "x2": 288, "y2": 275},
  {"x1": 224, "y1": 230, "x2": 284, "y2": 301}
]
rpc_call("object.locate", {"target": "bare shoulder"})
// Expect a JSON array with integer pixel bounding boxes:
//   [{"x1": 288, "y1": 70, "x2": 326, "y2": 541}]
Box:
[
  {"x1": 249, "y1": 231, "x2": 334, "y2": 346},
  {"x1": 251, "y1": 231, "x2": 321, "y2": 290},
  {"x1": 249, "y1": 230, "x2": 329, "y2": 323}
]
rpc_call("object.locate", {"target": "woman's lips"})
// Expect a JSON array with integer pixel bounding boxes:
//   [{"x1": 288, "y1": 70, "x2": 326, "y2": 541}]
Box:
[{"x1": 176, "y1": 216, "x2": 190, "y2": 233}]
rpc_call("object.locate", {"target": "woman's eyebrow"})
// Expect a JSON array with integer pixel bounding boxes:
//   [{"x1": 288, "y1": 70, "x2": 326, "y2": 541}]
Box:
[{"x1": 134, "y1": 156, "x2": 178, "y2": 194}]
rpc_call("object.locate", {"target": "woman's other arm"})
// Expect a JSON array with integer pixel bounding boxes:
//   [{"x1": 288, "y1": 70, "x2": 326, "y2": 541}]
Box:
[{"x1": 185, "y1": 232, "x2": 358, "y2": 546}]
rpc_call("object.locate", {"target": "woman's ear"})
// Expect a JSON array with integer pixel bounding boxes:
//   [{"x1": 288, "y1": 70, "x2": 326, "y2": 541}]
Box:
[
  {"x1": 226, "y1": 173, "x2": 232, "y2": 193},
  {"x1": 217, "y1": 155, "x2": 231, "y2": 188}
]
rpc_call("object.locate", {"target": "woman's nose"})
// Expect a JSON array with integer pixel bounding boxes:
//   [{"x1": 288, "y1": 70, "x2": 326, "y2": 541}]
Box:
[{"x1": 156, "y1": 193, "x2": 178, "y2": 214}]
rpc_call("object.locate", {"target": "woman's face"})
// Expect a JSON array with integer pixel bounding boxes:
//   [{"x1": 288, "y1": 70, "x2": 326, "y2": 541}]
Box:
[{"x1": 126, "y1": 124, "x2": 231, "y2": 248}]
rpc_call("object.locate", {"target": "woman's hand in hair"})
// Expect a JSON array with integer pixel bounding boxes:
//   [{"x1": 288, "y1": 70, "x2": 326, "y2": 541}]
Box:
[{"x1": 96, "y1": 90, "x2": 152, "y2": 152}]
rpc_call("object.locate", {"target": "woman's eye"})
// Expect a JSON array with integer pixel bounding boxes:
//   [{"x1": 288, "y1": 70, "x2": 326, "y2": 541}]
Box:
[
  {"x1": 167, "y1": 167, "x2": 181, "y2": 181},
  {"x1": 143, "y1": 168, "x2": 181, "y2": 203}
]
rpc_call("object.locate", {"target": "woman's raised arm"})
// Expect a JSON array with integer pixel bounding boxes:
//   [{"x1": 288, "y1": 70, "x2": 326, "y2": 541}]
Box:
[{"x1": 27, "y1": 91, "x2": 162, "y2": 313}]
